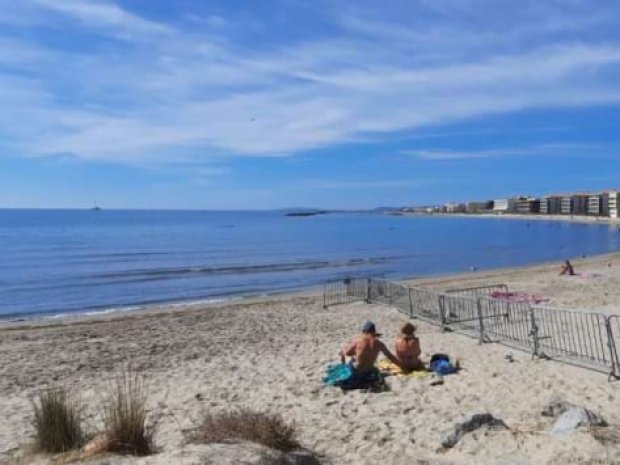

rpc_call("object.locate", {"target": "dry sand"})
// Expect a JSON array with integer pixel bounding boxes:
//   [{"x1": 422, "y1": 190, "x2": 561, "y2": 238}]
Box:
[{"x1": 2, "y1": 254, "x2": 620, "y2": 465}]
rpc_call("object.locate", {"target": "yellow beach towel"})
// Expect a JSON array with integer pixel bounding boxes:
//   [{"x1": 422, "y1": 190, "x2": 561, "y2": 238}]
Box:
[{"x1": 377, "y1": 360, "x2": 428, "y2": 378}]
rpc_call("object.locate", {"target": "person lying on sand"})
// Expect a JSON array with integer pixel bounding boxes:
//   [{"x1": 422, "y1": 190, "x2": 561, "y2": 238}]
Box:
[
  {"x1": 395, "y1": 323, "x2": 425, "y2": 372},
  {"x1": 339, "y1": 321, "x2": 402, "y2": 374},
  {"x1": 560, "y1": 259, "x2": 575, "y2": 276}
]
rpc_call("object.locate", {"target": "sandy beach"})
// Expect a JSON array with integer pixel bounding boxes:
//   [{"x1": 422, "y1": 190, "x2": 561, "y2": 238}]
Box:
[{"x1": 2, "y1": 254, "x2": 620, "y2": 465}]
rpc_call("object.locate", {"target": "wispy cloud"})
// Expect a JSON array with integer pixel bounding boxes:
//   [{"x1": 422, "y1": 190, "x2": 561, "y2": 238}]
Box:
[
  {"x1": 31, "y1": 0, "x2": 171, "y2": 36},
  {"x1": 399, "y1": 125, "x2": 572, "y2": 141},
  {"x1": 403, "y1": 143, "x2": 599, "y2": 160},
  {"x1": 301, "y1": 179, "x2": 430, "y2": 190},
  {"x1": 1, "y1": 0, "x2": 620, "y2": 164}
]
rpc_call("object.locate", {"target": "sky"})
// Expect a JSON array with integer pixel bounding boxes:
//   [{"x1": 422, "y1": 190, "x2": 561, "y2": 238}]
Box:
[{"x1": 1, "y1": 0, "x2": 620, "y2": 210}]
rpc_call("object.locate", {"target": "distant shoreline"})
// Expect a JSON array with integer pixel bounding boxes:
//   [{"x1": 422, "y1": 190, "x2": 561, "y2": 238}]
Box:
[{"x1": 400, "y1": 211, "x2": 620, "y2": 225}]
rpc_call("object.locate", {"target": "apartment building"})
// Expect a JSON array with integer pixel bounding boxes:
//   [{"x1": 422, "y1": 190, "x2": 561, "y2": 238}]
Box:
[
  {"x1": 540, "y1": 196, "x2": 563, "y2": 215},
  {"x1": 466, "y1": 201, "x2": 493, "y2": 213},
  {"x1": 444, "y1": 203, "x2": 466, "y2": 213},
  {"x1": 609, "y1": 192, "x2": 619, "y2": 218},
  {"x1": 493, "y1": 198, "x2": 516, "y2": 213},
  {"x1": 571, "y1": 194, "x2": 590, "y2": 215},
  {"x1": 560, "y1": 196, "x2": 572, "y2": 214},
  {"x1": 588, "y1": 194, "x2": 603, "y2": 216},
  {"x1": 515, "y1": 197, "x2": 541, "y2": 214},
  {"x1": 442, "y1": 190, "x2": 619, "y2": 217},
  {"x1": 587, "y1": 193, "x2": 610, "y2": 216}
]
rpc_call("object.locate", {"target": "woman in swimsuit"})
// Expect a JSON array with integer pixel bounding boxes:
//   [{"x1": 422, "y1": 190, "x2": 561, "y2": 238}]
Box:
[
  {"x1": 560, "y1": 259, "x2": 575, "y2": 276},
  {"x1": 395, "y1": 322, "x2": 424, "y2": 372}
]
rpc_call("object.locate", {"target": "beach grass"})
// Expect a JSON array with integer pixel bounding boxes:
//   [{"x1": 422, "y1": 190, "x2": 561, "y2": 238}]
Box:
[
  {"x1": 31, "y1": 388, "x2": 85, "y2": 453},
  {"x1": 190, "y1": 409, "x2": 299, "y2": 453},
  {"x1": 101, "y1": 370, "x2": 155, "y2": 456}
]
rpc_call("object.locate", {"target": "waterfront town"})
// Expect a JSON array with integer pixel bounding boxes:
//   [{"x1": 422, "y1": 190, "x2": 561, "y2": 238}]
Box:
[{"x1": 403, "y1": 190, "x2": 620, "y2": 218}]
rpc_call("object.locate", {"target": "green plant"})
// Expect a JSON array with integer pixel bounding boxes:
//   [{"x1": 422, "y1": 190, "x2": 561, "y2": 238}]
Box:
[
  {"x1": 31, "y1": 388, "x2": 85, "y2": 453},
  {"x1": 101, "y1": 370, "x2": 155, "y2": 455}
]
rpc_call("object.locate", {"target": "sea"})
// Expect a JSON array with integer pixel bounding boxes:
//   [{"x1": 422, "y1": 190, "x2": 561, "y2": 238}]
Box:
[{"x1": 1, "y1": 209, "x2": 620, "y2": 320}]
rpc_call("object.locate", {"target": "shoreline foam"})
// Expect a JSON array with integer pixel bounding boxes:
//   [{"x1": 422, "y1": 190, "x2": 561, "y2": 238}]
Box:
[{"x1": 4, "y1": 251, "x2": 619, "y2": 329}]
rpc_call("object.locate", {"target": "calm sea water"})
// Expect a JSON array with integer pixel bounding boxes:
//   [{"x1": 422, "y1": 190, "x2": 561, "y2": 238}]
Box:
[{"x1": 1, "y1": 209, "x2": 620, "y2": 320}]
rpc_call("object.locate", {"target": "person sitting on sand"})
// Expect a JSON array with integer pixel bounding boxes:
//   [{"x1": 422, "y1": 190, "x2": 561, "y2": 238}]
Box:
[
  {"x1": 339, "y1": 321, "x2": 402, "y2": 374},
  {"x1": 560, "y1": 260, "x2": 575, "y2": 276},
  {"x1": 395, "y1": 323, "x2": 424, "y2": 372}
]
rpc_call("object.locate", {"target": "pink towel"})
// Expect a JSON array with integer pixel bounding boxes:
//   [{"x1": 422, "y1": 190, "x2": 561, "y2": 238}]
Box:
[{"x1": 572, "y1": 272, "x2": 604, "y2": 279}]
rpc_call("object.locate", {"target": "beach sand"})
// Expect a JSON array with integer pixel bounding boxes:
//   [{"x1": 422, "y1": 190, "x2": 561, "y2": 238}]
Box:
[{"x1": 2, "y1": 254, "x2": 620, "y2": 464}]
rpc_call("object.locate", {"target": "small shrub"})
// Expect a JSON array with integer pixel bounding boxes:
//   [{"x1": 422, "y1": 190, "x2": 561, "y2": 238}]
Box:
[
  {"x1": 31, "y1": 388, "x2": 85, "y2": 453},
  {"x1": 190, "y1": 409, "x2": 299, "y2": 452},
  {"x1": 101, "y1": 370, "x2": 155, "y2": 455}
]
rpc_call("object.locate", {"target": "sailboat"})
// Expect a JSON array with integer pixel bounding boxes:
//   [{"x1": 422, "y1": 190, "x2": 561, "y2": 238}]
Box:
[{"x1": 92, "y1": 201, "x2": 102, "y2": 211}]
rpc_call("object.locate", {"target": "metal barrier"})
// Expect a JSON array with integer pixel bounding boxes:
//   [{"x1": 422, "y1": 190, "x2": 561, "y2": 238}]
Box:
[
  {"x1": 478, "y1": 298, "x2": 533, "y2": 351},
  {"x1": 366, "y1": 279, "x2": 408, "y2": 314},
  {"x1": 445, "y1": 284, "x2": 509, "y2": 299},
  {"x1": 608, "y1": 316, "x2": 620, "y2": 379},
  {"x1": 440, "y1": 293, "x2": 483, "y2": 339},
  {"x1": 322, "y1": 278, "x2": 368, "y2": 308},
  {"x1": 531, "y1": 306, "x2": 612, "y2": 372},
  {"x1": 387, "y1": 282, "x2": 411, "y2": 316},
  {"x1": 367, "y1": 278, "x2": 390, "y2": 305},
  {"x1": 408, "y1": 286, "x2": 443, "y2": 322},
  {"x1": 324, "y1": 277, "x2": 620, "y2": 379}
]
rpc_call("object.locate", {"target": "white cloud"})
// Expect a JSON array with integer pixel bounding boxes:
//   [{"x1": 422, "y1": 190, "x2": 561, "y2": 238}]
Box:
[
  {"x1": 301, "y1": 179, "x2": 429, "y2": 190},
  {"x1": 31, "y1": 0, "x2": 170, "y2": 36},
  {"x1": 404, "y1": 143, "x2": 598, "y2": 160},
  {"x1": 1, "y1": 0, "x2": 620, "y2": 164},
  {"x1": 184, "y1": 13, "x2": 227, "y2": 28}
]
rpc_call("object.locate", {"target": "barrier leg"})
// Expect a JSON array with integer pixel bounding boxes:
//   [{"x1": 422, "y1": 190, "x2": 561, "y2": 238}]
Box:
[
  {"x1": 476, "y1": 299, "x2": 485, "y2": 344},
  {"x1": 529, "y1": 308, "x2": 539, "y2": 358},
  {"x1": 323, "y1": 284, "x2": 327, "y2": 309},
  {"x1": 439, "y1": 295, "x2": 447, "y2": 332},
  {"x1": 606, "y1": 317, "x2": 620, "y2": 381},
  {"x1": 529, "y1": 308, "x2": 550, "y2": 360},
  {"x1": 408, "y1": 288, "x2": 414, "y2": 318}
]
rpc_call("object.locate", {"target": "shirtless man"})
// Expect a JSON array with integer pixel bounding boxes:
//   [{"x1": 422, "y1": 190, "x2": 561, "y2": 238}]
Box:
[{"x1": 339, "y1": 321, "x2": 402, "y2": 373}]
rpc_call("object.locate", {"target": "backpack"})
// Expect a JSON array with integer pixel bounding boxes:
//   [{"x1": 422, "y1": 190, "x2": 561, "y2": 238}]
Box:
[{"x1": 429, "y1": 353, "x2": 457, "y2": 375}]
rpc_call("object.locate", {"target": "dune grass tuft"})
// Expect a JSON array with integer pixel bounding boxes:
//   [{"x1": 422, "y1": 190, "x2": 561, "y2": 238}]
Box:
[
  {"x1": 101, "y1": 370, "x2": 155, "y2": 456},
  {"x1": 190, "y1": 409, "x2": 299, "y2": 452},
  {"x1": 31, "y1": 388, "x2": 85, "y2": 453}
]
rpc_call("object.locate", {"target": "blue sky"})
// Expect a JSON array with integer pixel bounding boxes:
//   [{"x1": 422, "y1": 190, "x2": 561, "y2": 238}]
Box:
[{"x1": 1, "y1": 0, "x2": 620, "y2": 209}]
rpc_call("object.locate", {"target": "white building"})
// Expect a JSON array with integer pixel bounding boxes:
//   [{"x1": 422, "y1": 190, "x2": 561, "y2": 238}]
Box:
[
  {"x1": 588, "y1": 194, "x2": 603, "y2": 216},
  {"x1": 444, "y1": 203, "x2": 466, "y2": 213},
  {"x1": 540, "y1": 196, "x2": 563, "y2": 215},
  {"x1": 493, "y1": 198, "x2": 516, "y2": 213},
  {"x1": 560, "y1": 196, "x2": 572, "y2": 214},
  {"x1": 609, "y1": 191, "x2": 619, "y2": 218},
  {"x1": 515, "y1": 197, "x2": 541, "y2": 214},
  {"x1": 560, "y1": 194, "x2": 593, "y2": 215}
]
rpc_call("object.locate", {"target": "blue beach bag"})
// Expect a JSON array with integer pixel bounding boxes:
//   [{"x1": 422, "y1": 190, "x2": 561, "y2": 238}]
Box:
[{"x1": 429, "y1": 353, "x2": 457, "y2": 375}]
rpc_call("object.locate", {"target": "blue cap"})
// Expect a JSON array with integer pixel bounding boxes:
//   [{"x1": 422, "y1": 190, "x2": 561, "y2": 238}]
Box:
[{"x1": 361, "y1": 321, "x2": 376, "y2": 334}]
